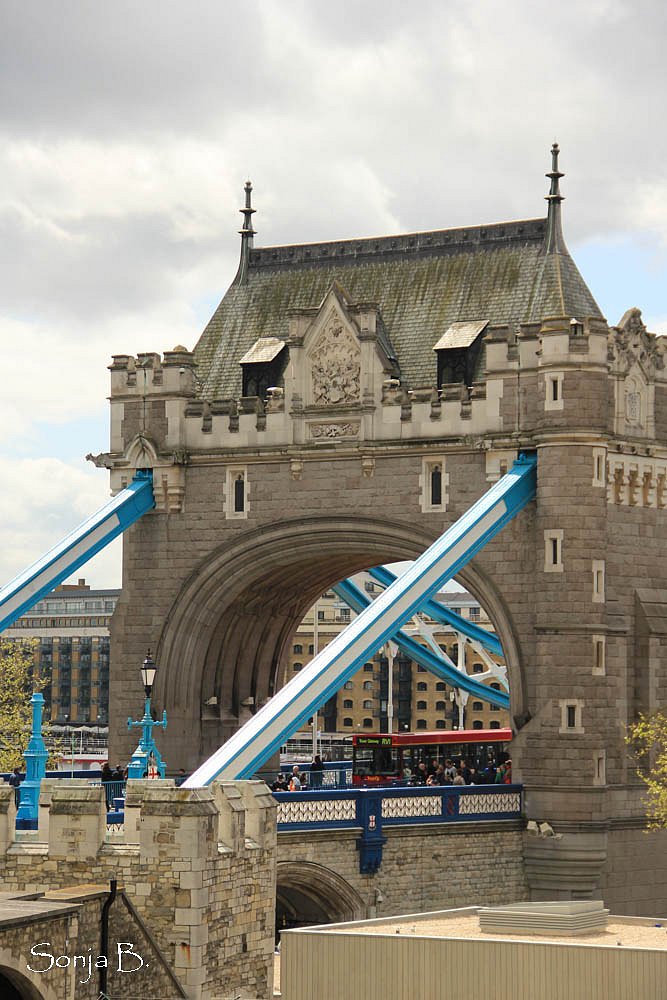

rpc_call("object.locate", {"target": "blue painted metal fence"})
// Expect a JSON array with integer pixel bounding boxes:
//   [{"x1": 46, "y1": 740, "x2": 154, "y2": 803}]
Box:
[{"x1": 274, "y1": 784, "x2": 523, "y2": 873}]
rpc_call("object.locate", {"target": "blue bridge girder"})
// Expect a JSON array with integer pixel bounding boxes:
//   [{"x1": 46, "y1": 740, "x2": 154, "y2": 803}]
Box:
[
  {"x1": 0, "y1": 472, "x2": 155, "y2": 633},
  {"x1": 366, "y1": 565, "x2": 503, "y2": 658},
  {"x1": 331, "y1": 576, "x2": 509, "y2": 708}
]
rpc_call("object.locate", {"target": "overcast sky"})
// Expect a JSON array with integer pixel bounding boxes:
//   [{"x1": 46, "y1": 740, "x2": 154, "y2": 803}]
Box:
[{"x1": 1, "y1": 0, "x2": 666, "y2": 590}]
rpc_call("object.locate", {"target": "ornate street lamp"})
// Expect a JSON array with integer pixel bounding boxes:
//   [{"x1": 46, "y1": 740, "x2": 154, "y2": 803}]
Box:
[
  {"x1": 141, "y1": 650, "x2": 157, "y2": 697},
  {"x1": 127, "y1": 649, "x2": 167, "y2": 779}
]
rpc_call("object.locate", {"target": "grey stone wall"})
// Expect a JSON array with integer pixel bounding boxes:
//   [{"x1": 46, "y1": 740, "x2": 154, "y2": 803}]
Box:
[{"x1": 0, "y1": 780, "x2": 276, "y2": 1000}]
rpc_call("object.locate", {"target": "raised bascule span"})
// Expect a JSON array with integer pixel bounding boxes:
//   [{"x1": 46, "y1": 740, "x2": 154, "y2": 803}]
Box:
[
  {"x1": 331, "y1": 577, "x2": 509, "y2": 708},
  {"x1": 183, "y1": 453, "x2": 537, "y2": 787},
  {"x1": 0, "y1": 472, "x2": 155, "y2": 633}
]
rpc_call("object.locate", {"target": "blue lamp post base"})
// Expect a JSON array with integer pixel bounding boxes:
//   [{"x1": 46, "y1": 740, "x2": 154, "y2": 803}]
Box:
[
  {"x1": 127, "y1": 697, "x2": 167, "y2": 779},
  {"x1": 16, "y1": 692, "x2": 48, "y2": 831}
]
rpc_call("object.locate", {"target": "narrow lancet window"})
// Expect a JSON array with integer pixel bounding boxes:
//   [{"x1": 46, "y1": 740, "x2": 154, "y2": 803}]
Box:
[
  {"x1": 431, "y1": 465, "x2": 442, "y2": 507},
  {"x1": 234, "y1": 474, "x2": 245, "y2": 513}
]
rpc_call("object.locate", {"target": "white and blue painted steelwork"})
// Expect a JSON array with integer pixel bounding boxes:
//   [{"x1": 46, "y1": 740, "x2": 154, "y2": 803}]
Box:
[
  {"x1": 183, "y1": 453, "x2": 536, "y2": 787},
  {"x1": 330, "y1": 577, "x2": 509, "y2": 708},
  {"x1": 0, "y1": 471, "x2": 154, "y2": 633},
  {"x1": 366, "y1": 565, "x2": 503, "y2": 657}
]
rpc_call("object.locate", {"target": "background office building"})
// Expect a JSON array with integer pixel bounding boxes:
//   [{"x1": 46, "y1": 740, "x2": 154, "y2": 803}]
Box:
[{"x1": 3, "y1": 579, "x2": 119, "y2": 734}]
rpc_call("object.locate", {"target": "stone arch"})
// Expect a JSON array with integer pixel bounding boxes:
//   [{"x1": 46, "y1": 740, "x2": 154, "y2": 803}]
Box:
[
  {"x1": 0, "y1": 953, "x2": 57, "y2": 1000},
  {"x1": 155, "y1": 514, "x2": 527, "y2": 765},
  {"x1": 276, "y1": 861, "x2": 366, "y2": 933}
]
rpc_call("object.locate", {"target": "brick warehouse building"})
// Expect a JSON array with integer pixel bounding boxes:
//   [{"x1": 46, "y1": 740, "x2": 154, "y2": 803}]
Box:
[{"x1": 96, "y1": 145, "x2": 667, "y2": 914}]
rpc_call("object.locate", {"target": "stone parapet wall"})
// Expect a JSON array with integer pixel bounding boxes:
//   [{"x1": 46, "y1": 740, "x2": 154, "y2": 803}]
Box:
[{"x1": 0, "y1": 779, "x2": 276, "y2": 1000}]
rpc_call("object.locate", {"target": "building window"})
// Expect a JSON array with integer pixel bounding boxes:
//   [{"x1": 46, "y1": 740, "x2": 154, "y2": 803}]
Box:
[
  {"x1": 344, "y1": 681, "x2": 353, "y2": 690},
  {"x1": 435, "y1": 682, "x2": 446, "y2": 691},
  {"x1": 592, "y1": 560, "x2": 605, "y2": 603},
  {"x1": 472, "y1": 701, "x2": 483, "y2": 711},
  {"x1": 593, "y1": 750, "x2": 606, "y2": 787},
  {"x1": 469, "y1": 606, "x2": 480, "y2": 621},
  {"x1": 489, "y1": 720, "x2": 500, "y2": 730},
  {"x1": 592, "y1": 448, "x2": 606, "y2": 487},
  {"x1": 416, "y1": 719, "x2": 427, "y2": 730},
  {"x1": 318, "y1": 610, "x2": 325, "y2": 621},
  {"x1": 417, "y1": 682, "x2": 428, "y2": 691},
  {"x1": 472, "y1": 720, "x2": 484, "y2": 730},
  {"x1": 417, "y1": 665, "x2": 426, "y2": 672},
  {"x1": 338, "y1": 608, "x2": 351, "y2": 623},
  {"x1": 293, "y1": 663, "x2": 303, "y2": 672},
  {"x1": 416, "y1": 700, "x2": 427, "y2": 710},
  {"x1": 363, "y1": 681, "x2": 373, "y2": 690},
  {"x1": 363, "y1": 700, "x2": 373, "y2": 709},
  {"x1": 544, "y1": 529, "x2": 564, "y2": 573},
  {"x1": 559, "y1": 699, "x2": 584, "y2": 735},
  {"x1": 363, "y1": 718, "x2": 373, "y2": 728},
  {"x1": 592, "y1": 635, "x2": 606, "y2": 676},
  {"x1": 293, "y1": 644, "x2": 303, "y2": 654},
  {"x1": 435, "y1": 701, "x2": 446, "y2": 711},
  {"x1": 436, "y1": 720, "x2": 446, "y2": 729},
  {"x1": 363, "y1": 662, "x2": 374, "y2": 672},
  {"x1": 343, "y1": 699, "x2": 353, "y2": 709},
  {"x1": 308, "y1": 644, "x2": 314, "y2": 654},
  {"x1": 420, "y1": 456, "x2": 448, "y2": 512},
  {"x1": 472, "y1": 663, "x2": 484, "y2": 674},
  {"x1": 343, "y1": 717, "x2": 353, "y2": 727},
  {"x1": 225, "y1": 466, "x2": 249, "y2": 519},
  {"x1": 545, "y1": 372, "x2": 564, "y2": 411}
]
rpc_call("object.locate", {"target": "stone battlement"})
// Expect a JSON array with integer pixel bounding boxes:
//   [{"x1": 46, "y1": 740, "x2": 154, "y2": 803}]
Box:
[{"x1": 0, "y1": 780, "x2": 276, "y2": 999}]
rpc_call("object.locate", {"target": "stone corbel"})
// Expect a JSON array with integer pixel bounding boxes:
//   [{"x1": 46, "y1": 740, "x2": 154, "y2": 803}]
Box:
[{"x1": 361, "y1": 454, "x2": 375, "y2": 478}]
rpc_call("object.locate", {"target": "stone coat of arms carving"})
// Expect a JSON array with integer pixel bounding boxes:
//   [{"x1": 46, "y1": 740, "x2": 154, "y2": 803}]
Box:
[{"x1": 308, "y1": 315, "x2": 361, "y2": 406}]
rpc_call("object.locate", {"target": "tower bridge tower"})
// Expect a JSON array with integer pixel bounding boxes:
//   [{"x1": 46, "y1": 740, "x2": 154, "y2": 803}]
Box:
[{"x1": 102, "y1": 147, "x2": 667, "y2": 911}]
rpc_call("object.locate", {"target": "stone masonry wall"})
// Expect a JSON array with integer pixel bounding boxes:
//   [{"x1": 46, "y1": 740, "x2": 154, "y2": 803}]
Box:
[
  {"x1": 277, "y1": 822, "x2": 528, "y2": 920},
  {"x1": 0, "y1": 779, "x2": 277, "y2": 1000}
]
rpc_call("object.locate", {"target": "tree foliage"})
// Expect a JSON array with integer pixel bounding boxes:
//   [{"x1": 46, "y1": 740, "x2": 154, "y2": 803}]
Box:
[
  {"x1": 626, "y1": 711, "x2": 667, "y2": 831},
  {"x1": 0, "y1": 639, "x2": 44, "y2": 772}
]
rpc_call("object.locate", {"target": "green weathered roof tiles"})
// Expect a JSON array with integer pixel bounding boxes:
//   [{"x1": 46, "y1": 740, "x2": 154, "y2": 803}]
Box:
[{"x1": 194, "y1": 149, "x2": 602, "y2": 399}]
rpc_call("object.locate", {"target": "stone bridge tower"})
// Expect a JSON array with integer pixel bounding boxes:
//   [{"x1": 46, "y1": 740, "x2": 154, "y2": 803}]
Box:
[{"x1": 102, "y1": 146, "x2": 667, "y2": 911}]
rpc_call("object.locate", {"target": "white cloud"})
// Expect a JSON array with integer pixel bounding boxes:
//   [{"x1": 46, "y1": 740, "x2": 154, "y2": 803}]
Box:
[
  {"x1": 0, "y1": 457, "x2": 121, "y2": 591},
  {"x1": 1, "y1": 0, "x2": 667, "y2": 593}
]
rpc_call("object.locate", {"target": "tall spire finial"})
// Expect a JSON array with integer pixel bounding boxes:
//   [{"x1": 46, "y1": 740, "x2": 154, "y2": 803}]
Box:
[
  {"x1": 239, "y1": 180, "x2": 256, "y2": 238},
  {"x1": 544, "y1": 142, "x2": 567, "y2": 254},
  {"x1": 234, "y1": 180, "x2": 257, "y2": 285}
]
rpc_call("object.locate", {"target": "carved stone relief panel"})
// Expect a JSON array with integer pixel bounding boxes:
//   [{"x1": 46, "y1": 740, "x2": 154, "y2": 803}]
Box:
[{"x1": 307, "y1": 311, "x2": 361, "y2": 407}]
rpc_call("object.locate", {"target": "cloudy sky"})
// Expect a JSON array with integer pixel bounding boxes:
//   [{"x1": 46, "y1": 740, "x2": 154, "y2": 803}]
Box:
[{"x1": 1, "y1": 0, "x2": 666, "y2": 590}]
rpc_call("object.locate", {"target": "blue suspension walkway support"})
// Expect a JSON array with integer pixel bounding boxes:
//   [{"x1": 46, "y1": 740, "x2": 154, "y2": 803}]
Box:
[
  {"x1": 184, "y1": 453, "x2": 536, "y2": 787},
  {"x1": 330, "y1": 577, "x2": 509, "y2": 708},
  {"x1": 0, "y1": 472, "x2": 155, "y2": 632},
  {"x1": 366, "y1": 565, "x2": 503, "y2": 658}
]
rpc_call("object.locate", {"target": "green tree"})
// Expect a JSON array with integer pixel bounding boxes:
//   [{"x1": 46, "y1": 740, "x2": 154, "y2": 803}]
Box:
[
  {"x1": 0, "y1": 638, "x2": 45, "y2": 771},
  {"x1": 626, "y1": 712, "x2": 667, "y2": 831}
]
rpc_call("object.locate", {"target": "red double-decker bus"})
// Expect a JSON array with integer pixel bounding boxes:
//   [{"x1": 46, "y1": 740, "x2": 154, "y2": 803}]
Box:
[{"x1": 351, "y1": 728, "x2": 512, "y2": 785}]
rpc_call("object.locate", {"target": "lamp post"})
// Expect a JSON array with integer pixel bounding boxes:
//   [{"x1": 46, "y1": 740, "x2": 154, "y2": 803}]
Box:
[
  {"x1": 127, "y1": 650, "x2": 167, "y2": 779},
  {"x1": 15, "y1": 692, "x2": 49, "y2": 830}
]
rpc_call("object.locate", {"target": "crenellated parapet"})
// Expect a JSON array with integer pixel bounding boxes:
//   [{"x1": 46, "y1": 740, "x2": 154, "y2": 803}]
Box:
[{"x1": 0, "y1": 779, "x2": 276, "y2": 1000}]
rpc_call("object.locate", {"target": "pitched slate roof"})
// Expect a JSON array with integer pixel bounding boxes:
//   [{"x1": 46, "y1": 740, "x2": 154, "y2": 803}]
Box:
[{"x1": 194, "y1": 214, "x2": 602, "y2": 399}]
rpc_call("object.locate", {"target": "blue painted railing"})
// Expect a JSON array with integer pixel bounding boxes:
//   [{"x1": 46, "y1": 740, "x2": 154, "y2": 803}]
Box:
[{"x1": 274, "y1": 784, "x2": 523, "y2": 873}]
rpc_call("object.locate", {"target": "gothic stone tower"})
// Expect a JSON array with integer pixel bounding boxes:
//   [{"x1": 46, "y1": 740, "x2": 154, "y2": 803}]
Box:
[{"x1": 101, "y1": 147, "x2": 667, "y2": 913}]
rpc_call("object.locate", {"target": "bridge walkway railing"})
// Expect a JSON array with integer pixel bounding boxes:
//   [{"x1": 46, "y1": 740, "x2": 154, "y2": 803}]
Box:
[{"x1": 274, "y1": 784, "x2": 523, "y2": 873}]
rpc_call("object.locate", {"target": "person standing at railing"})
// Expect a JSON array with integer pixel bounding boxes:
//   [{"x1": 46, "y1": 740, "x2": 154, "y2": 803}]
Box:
[
  {"x1": 310, "y1": 754, "x2": 324, "y2": 789},
  {"x1": 288, "y1": 765, "x2": 302, "y2": 791}
]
